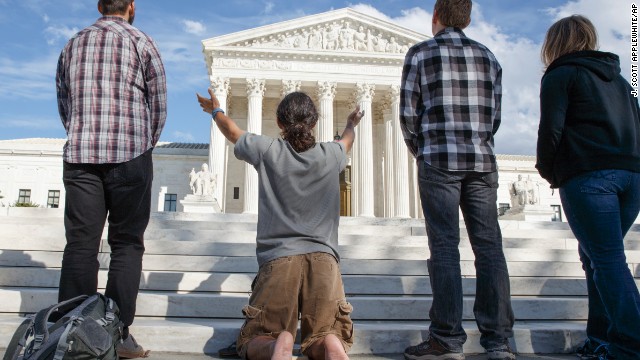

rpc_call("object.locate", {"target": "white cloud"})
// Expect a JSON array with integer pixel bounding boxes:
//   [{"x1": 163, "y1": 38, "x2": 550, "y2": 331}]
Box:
[
  {"x1": 0, "y1": 53, "x2": 58, "y2": 100},
  {"x1": 264, "y1": 2, "x2": 275, "y2": 15},
  {"x1": 182, "y1": 20, "x2": 206, "y2": 36},
  {"x1": 42, "y1": 14, "x2": 49, "y2": 23},
  {"x1": 172, "y1": 131, "x2": 196, "y2": 142},
  {"x1": 547, "y1": 0, "x2": 632, "y2": 80},
  {"x1": 0, "y1": 116, "x2": 60, "y2": 130},
  {"x1": 44, "y1": 24, "x2": 79, "y2": 45}
]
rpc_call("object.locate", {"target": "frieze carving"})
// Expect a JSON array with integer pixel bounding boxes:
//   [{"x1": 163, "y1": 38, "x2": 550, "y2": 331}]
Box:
[
  {"x1": 213, "y1": 58, "x2": 292, "y2": 70},
  {"x1": 212, "y1": 57, "x2": 401, "y2": 76},
  {"x1": 230, "y1": 20, "x2": 413, "y2": 54}
]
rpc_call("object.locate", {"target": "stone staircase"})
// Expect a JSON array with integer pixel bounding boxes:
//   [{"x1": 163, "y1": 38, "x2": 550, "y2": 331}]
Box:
[{"x1": 1, "y1": 208, "x2": 639, "y2": 356}]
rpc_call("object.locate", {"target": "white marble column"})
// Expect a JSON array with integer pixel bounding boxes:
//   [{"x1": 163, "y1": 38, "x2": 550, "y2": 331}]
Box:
[
  {"x1": 281, "y1": 80, "x2": 301, "y2": 98},
  {"x1": 209, "y1": 77, "x2": 230, "y2": 210},
  {"x1": 316, "y1": 81, "x2": 336, "y2": 142},
  {"x1": 410, "y1": 157, "x2": 422, "y2": 218},
  {"x1": 382, "y1": 101, "x2": 394, "y2": 218},
  {"x1": 244, "y1": 78, "x2": 265, "y2": 214},
  {"x1": 157, "y1": 186, "x2": 167, "y2": 212},
  {"x1": 348, "y1": 95, "x2": 360, "y2": 216},
  {"x1": 353, "y1": 83, "x2": 375, "y2": 217},
  {"x1": 390, "y1": 85, "x2": 411, "y2": 218}
]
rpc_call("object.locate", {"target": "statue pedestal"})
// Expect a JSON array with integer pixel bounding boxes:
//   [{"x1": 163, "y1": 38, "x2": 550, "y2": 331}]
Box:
[
  {"x1": 180, "y1": 195, "x2": 221, "y2": 214},
  {"x1": 502, "y1": 204, "x2": 554, "y2": 222}
]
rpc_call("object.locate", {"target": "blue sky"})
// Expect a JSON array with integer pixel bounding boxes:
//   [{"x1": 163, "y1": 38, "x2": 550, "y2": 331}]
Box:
[{"x1": 0, "y1": 0, "x2": 634, "y2": 155}]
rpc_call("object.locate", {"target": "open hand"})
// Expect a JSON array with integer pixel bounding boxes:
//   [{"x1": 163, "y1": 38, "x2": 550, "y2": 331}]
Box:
[
  {"x1": 196, "y1": 88, "x2": 220, "y2": 114},
  {"x1": 347, "y1": 105, "x2": 364, "y2": 127}
]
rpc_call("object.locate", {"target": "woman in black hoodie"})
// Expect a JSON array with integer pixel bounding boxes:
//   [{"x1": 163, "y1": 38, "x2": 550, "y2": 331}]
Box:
[{"x1": 537, "y1": 15, "x2": 640, "y2": 360}]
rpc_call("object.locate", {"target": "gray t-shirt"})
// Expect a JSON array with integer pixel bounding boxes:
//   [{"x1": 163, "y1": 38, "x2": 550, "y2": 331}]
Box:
[{"x1": 234, "y1": 132, "x2": 347, "y2": 266}]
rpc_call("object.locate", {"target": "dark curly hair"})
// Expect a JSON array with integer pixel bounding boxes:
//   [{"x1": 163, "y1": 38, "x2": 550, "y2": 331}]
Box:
[{"x1": 277, "y1": 92, "x2": 318, "y2": 153}]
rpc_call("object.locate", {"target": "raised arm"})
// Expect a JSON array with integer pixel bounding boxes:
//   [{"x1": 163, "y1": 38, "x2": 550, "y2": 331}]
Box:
[
  {"x1": 336, "y1": 105, "x2": 364, "y2": 153},
  {"x1": 197, "y1": 88, "x2": 245, "y2": 144}
]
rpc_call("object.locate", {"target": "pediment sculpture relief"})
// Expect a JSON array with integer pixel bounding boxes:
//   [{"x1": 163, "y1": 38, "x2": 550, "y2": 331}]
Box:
[{"x1": 231, "y1": 20, "x2": 413, "y2": 54}]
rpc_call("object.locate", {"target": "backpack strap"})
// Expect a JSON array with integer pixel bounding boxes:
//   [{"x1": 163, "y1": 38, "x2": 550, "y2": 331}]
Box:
[
  {"x1": 32, "y1": 295, "x2": 89, "y2": 351},
  {"x1": 2, "y1": 317, "x2": 34, "y2": 360},
  {"x1": 52, "y1": 316, "x2": 82, "y2": 360},
  {"x1": 96, "y1": 298, "x2": 117, "y2": 326}
]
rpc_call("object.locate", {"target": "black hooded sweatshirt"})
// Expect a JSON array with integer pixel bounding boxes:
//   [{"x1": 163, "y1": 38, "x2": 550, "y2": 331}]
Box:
[{"x1": 536, "y1": 50, "x2": 640, "y2": 188}]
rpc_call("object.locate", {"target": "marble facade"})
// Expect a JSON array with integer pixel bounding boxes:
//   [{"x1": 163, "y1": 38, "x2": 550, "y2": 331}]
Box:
[{"x1": 0, "y1": 138, "x2": 571, "y2": 223}]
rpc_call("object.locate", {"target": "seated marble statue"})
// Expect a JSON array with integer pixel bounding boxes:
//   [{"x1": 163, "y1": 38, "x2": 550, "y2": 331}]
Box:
[{"x1": 190, "y1": 163, "x2": 215, "y2": 196}]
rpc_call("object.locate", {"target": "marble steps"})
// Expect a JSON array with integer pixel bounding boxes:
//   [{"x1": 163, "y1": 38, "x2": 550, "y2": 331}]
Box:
[
  {"x1": 5, "y1": 249, "x2": 636, "y2": 277},
  {"x1": 5, "y1": 225, "x2": 640, "y2": 251},
  {"x1": 0, "y1": 315, "x2": 588, "y2": 355},
  {"x1": 2, "y1": 212, "x2": 639, "y2": 355},
  {"x1": 5, "y1": 222, "x2": 640, "y2": 250},
  {"x1": 5, "y1": 267, "x2": 633, "y2": 296},
  {"x1": 0, "y1": 287, "x2": 592, "y2": 321}
]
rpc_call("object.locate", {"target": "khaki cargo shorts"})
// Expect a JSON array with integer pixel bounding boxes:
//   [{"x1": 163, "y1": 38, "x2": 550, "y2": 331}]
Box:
[{"x1": 236, "y1": 252, "x2": 354, "y2": 358}]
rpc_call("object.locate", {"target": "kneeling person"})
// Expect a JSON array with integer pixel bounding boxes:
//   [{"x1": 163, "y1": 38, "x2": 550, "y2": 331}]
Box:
[{"x1": 197, "y1": 89, "x2": 362, "y2": 360}]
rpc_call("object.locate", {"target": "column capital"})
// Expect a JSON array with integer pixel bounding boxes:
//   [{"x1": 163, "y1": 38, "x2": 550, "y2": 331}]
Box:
[
  {"x1": 388, "y1": 84, "x2": 400, "y2": 101},
  {"x1": 317, "y1": 81, "x2": 337, "y2": 100},
  {"x1": 281, "y1": 80, "x2": 301, "y2": 98},
  {"x1": 210, "y1": 77, "x2": 230, "y2": 97},
  {"x1": 246, "y1": 78, "x2": 266, "y2": 97},
  {"x1": 355, "y1": 82, "x2": 375, "y2": 102}
]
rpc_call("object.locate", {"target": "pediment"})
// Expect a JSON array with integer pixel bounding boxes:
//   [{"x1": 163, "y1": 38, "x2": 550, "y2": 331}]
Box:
[{"x1": 203, "y1": 8, "x2": 428, "y2": 56}]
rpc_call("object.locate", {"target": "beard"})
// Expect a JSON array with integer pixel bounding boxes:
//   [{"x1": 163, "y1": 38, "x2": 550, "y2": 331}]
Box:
[{"x1": 128, "y1": 8, "x2": 135, "y2": 25}]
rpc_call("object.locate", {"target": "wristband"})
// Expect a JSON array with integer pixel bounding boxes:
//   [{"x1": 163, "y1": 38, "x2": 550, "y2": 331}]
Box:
[{"x1": 211, "y1": 108, "x2": 225, "y2": 120}]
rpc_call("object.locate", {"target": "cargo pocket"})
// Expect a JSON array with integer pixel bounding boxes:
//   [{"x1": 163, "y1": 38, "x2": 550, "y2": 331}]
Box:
[
  {"x1": 239, "y1": 305, "x2": 263, "y2": 338},
  {"x1": 332, "y1": 300, "x2": 353, "y2": 343}
]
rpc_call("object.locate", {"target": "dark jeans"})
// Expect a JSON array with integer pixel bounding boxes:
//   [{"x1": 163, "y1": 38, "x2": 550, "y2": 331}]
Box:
[
  {"x1": 59, "y1": 149, "x2": 153, "y2": 327},
  {"x1": 417, "y1": 161, "x2": 514, "y2": 351},
  {"x1": 560, "y1": 169, "x2": 640, "y2": 359}
]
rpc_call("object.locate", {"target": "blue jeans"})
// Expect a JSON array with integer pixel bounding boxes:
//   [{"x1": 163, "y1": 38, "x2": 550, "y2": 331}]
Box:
[
  {"x1": 417, "y1": 161, "x2": 514, "y2": 351},
  {"x1": 560, "y1": 169, "x2": 640, "y2": 359}
]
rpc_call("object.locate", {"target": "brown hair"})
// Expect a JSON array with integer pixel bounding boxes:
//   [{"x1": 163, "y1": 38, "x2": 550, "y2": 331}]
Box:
[
  {"x1": 541, "y1": 15, "x2": 598, "y2": 67},
  {"x1": 98, "y1": 0, "x2": 133, "y2": 15},
  {"x1": 277, "y1": 92, "x2": 318, "y2": 153},
  {"x1": 434, "y1": 0, "x2": 472, "y2": 29}
]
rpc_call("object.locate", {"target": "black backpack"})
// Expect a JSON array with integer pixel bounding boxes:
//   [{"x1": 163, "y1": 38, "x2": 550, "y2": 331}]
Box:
[{"x1": 3, "y1": 294, "x2": 123, "y2": 360}]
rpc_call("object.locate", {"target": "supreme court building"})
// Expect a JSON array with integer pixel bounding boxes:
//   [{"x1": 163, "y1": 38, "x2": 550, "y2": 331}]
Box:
[{"x1": 203, "y1": 8, "x2": 428, "y2": 217}]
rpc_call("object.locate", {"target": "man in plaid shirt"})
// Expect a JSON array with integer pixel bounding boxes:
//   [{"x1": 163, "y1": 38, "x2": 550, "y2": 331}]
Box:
[
  {"x1": 55, "y1": 0, "x2": 166, "y2": 357},
  {"x1": 400, "y1": 1, "x2": 514, "y2": 359}
]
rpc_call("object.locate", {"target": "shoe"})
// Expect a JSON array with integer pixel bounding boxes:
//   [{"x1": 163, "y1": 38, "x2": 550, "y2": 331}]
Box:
[
  {"x1": 117, "y1": 334, "x2": 151, "y2": 359},
  {"x1": 403, "y1": 337, "x2": 465, "y2": 360},
  {"x1": 218, "y1": 341, "x2": 240, "y2": 358},
  {"x1": 486, "y1": 344, "x2": 516, "y2": 360},
  {"x1": 576, "y1": 339, "x2": 608, "y2": 359}
]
